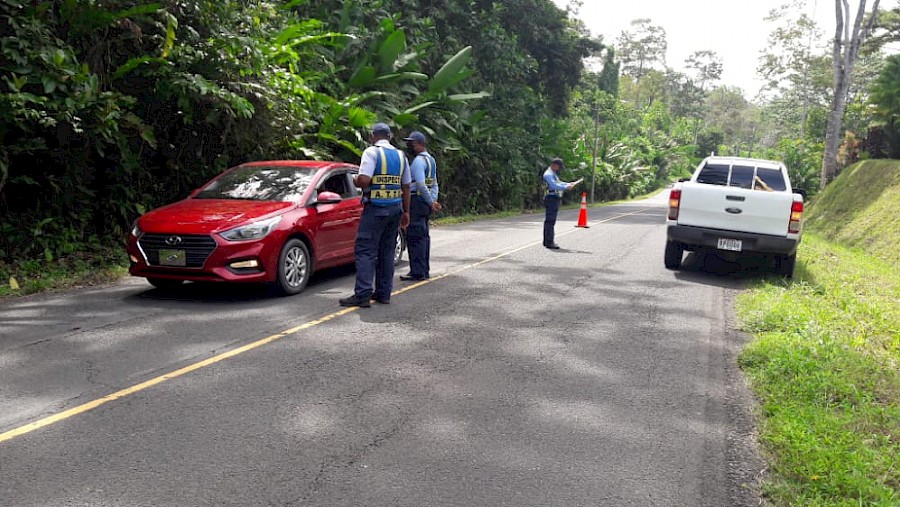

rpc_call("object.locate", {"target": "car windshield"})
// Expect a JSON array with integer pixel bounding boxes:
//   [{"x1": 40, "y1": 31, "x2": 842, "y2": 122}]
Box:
[{"x1": 194, "y1": 165, "x2": 318, "y2": 202}]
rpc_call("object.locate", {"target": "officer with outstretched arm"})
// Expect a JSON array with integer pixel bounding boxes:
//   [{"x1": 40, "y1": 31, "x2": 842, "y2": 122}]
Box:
[{"x1": 542, "y1": 157, "x2": 576, "y2": 249}]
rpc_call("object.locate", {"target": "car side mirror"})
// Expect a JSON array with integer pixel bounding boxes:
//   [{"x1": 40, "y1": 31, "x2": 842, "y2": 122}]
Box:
[{"x1": 313, "y1": 191, "x2": 342, "y2": 205}]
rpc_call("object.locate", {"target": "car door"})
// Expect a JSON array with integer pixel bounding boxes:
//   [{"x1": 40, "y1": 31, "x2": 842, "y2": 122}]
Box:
[{"x1": 308, "y1": 168, "x2": 361, "y2": 265}]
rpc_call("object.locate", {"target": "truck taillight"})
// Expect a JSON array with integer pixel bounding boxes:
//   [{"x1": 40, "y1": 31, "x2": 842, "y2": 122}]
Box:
[
  {"x1": 668, "y1": 189, "x2": 681, "y2": 220},
  {"x1": 788, "y1": 200, "x2": 803, "y2": 233}
]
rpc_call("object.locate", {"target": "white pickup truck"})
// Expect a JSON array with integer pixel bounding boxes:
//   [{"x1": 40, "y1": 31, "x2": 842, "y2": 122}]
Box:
[{"x1": 664, "y1": 156, "x2": 805, "y2": 277}]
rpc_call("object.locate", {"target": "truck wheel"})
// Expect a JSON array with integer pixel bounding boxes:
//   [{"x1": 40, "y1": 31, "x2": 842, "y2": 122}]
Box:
[
  {"x1": 275, "y1": 238, "x2": 311, "y2": 296},
  {"x1": 664, "y1": 241, "x2": 684, "y2": 270},
  {"x1": 147, "y1": 277, "x2": 184, "y2": 291},
  {"x1": 776, "y1": 253, "x2": 796, "y2": 278}
]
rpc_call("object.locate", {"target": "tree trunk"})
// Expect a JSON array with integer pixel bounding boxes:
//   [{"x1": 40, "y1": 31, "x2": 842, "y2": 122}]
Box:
[
  {"x1": 821, "y1": 0, "x2": 881, "y2": 189},
  {"x1": 590, "y1": 111, "x2": 600, "y2": 204},
  {"x1": 822, "y1": 86, "x2": 847, "y2": 186}
]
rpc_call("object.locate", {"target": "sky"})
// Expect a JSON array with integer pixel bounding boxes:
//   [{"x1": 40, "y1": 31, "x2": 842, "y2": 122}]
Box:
[{"x1": 551, "y1": 0, "x2": 844, "y2": 96}]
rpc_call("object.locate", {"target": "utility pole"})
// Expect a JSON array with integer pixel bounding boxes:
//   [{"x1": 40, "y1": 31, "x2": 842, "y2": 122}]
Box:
[{"x1": 590, "y1": 107, "x2": 600, "y2": 204}]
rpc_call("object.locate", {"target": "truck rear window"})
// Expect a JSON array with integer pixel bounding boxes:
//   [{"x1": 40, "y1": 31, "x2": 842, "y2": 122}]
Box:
[
  {"x1": 754, "y1": 168, "x2": 787, "y2": 191},
  {"x1": 696, "y1": 164, "x2": 729, "y2": 186},
  {"x1": 695, "y1": 161, "x2": 788, "y2": 192},
  {"x1": 729, "y1": 165, "x2": 754, "y2": 189}
]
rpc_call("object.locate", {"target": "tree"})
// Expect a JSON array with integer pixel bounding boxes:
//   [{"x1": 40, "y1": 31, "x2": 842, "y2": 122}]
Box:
[
  {"x1": 682, "y1": 50, "x2": 723, "y2": 143},
  {"x1": 597, "y1": 46, "x2": 620, "y2": 96},
  {"x1": 758, "y1": 0, "x2": 824, "y2": 139},
  {"x1": 684, "y1": 50, "x2": 723, "y2": 93},
  {"x1": 869, "y1": 53, "x2": 900, "y2": 157},
  {"x1": 864, "y1": 4, "x2": 900, "y2": 50},
  {"x1": 588, "y1": 47, "x2": 620, "y2": 202},
  {"x1": 703, "y1": 86, "x2": 759, "y2": 155},
  {"x1": 664, "y1": 70, "x2": 703, "y2": 119},
  {"x1": 821, "y1": 0, "x2": 881, "y2": 188},
  {"x1": 616, "y1": 19, "x2": 666, "y2": 86}
]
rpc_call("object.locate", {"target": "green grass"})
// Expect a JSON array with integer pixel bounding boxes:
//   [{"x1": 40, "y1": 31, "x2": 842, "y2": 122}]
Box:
[
  {"x1": 736, "y1": 159, "x2": 900, "y2": 505},
  {"x1": 0, "y1": 247, "x2": 129, "y2": 300},
  {"x1": 736, "y1": 234, "x2": 900, "y2": 506}
]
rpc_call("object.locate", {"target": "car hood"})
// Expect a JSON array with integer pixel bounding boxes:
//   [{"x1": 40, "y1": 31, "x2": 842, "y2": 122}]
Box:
[{"x1": 138, "y1": 199, "x2": 296, "y2": 234}]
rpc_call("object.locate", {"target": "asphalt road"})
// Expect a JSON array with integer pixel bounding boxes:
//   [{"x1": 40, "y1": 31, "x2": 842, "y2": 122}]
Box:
[{"x1": 0, "y1": 192, "x2": 765, "y2": 506}]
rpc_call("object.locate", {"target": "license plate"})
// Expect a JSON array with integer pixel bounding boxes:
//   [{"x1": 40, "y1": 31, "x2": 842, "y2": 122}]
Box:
[
  {"x1": 159, "y1": 249, "x2": 186, "y2": 266},
  {"x1": 717, "y1": 238, "x2": 742, "y2": 252}
]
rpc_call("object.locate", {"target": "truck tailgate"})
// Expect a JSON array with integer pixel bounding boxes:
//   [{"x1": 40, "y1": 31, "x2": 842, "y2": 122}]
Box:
[{"x1": 678, "y1": 184, "x2": 792, "y2": 236}]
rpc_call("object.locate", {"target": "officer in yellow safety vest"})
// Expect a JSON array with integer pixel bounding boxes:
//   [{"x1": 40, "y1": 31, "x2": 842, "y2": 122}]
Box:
[
  {"x1": 339, "y1": 123, "x2": 412, "y2": 307},
  {"x1": 399, "y1": 130, "x2": 441, "y2": 282}
]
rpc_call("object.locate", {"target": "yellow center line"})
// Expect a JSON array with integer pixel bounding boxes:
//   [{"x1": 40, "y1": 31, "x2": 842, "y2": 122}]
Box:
[{"x1": 0, "y1": 208, "x2": 649, "y2": 444}]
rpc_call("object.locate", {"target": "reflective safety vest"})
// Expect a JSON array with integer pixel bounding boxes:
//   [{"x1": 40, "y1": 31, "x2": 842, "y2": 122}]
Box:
[
  {"x1": 414, "y1": 152, "x2": 437, "y2": 196},
  {"x1": 369, "y1": 146, "x2": 407, "y2": 206}
]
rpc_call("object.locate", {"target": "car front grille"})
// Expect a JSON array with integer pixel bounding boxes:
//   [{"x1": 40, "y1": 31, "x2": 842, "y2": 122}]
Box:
[{"x1": 138, "y1": 234, "x2": 217, "y2": 268}]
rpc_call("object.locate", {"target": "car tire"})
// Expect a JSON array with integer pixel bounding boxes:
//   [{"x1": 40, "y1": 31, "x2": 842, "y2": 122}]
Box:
[
  {"x1": 275, "y1": 238, "x2": 312, "y2": 296},
  {"x1": 147, "y1": 277, "x2": 184, "y2": 290},
  {"x1": 776, "y1": 253, "x2": 796, "y2": 278},
  {"x1": 393, "y1": 229, "x2": 406, "y2": 266},
  {"x1": 664, "y1": 240, "x2": 683, "y2": 270}
]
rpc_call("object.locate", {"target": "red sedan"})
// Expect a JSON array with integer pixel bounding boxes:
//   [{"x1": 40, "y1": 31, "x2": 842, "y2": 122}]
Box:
[{"x1": 127, "y1": 160, "x2": 405, "y2": 295}]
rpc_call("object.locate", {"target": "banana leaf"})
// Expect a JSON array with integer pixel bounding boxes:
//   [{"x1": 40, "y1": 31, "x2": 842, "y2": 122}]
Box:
[{"x1": 428, "y1": 46, "x2": 472, "y2": 94}]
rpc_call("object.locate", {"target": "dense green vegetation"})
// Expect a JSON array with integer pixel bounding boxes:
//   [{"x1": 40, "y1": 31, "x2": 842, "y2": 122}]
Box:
[
  {"x1": 7, "y1": 0, "x2": 893, "y2": 274},
  {"x1": 2, "y1": 1, "x2": 897, "y2": 285},
  {"x1": 2, "y1": 0, "x2": 600, "y2": 264},
  {"x1": 805, "y1": 160, "x2": 900, "y2": 265},
  {"x1": 737, "y1": 161, "x2": 900, "y2": 506},
  {"x1": 0, "y1": 0, "x2": 704, "y2": 288}
]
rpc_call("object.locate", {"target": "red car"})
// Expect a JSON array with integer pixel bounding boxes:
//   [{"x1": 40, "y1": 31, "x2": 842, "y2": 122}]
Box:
[{"x1": 127, "y1": 160, "x2": 405, "y2": 295}]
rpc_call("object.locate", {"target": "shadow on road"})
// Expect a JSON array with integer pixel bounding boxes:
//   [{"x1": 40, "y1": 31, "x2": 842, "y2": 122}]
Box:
[
  {"x1": 128, "y1": 263, "x2": 362, "y2": 304},
  {"x1": 673, "y1": 251, "x2": 784, "y2": 289}
]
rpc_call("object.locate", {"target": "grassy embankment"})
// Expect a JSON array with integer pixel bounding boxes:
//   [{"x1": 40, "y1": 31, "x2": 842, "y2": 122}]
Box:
[{"x1": 736, "y1": 159, "x2": 900, "y2": 505}]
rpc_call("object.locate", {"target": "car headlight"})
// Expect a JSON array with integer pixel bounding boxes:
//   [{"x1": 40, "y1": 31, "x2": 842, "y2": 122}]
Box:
[
  {"x1": 131, "y1": 220, "x2": 142, "y2": 238},
  {"x1": 219, "y1": 215, "x2": 282, "y2": 241}
]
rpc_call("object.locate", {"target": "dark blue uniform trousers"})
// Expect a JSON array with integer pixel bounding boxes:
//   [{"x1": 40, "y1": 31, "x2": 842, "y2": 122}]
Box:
[
  {"x1": 353, "y1": 204, "x2": 401, "y2": 299},
  {"x1": 543, "y1": 194, "x2": 560, "y2": 245},
  {"x1": 406, "y1": 197, "x2": 432, "y2": 278}
]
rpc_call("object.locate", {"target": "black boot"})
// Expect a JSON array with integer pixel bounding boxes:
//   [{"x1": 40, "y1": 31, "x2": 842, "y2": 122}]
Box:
[{"x1": 339, "y1": 294, "x2": 371, "y2": 307}]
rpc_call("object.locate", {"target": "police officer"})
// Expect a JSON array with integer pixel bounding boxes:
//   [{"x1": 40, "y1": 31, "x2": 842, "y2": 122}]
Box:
[
  {"x1": 543, "y1": 158, "x2": 577, "y2": 249},
  {"x1": 400, "y1": 131, "x2": 441, "y2": 281},
  {"x1": 339, "y1": 122, "x2": 411, "y2": 307}
]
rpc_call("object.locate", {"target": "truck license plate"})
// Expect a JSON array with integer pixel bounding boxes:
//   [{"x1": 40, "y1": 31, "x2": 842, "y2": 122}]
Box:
[
  {"x1": 159, "y1": 249, "x2": 186, "y2": 266},
  {"x1": 717, "y1": 238, "x2": 742, "y2": 252}
]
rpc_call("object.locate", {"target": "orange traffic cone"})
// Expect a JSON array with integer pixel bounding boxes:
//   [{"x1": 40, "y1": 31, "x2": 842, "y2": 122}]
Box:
[{"x1": 575, "y1": 192, "x2": 589, "y2": 228}]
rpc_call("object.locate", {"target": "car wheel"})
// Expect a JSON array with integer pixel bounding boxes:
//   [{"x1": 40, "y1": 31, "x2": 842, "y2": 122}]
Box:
[
  {"x1": 276, "y1": 238, "x2": 312, "y2": 296},
  {"x1": 664, "y1": 240, "x2": 683, "y2": 270},
  {"x1": 393, "y1": 228, "x2": 406, "y2": 266},
  {"x1": 147, "y1": 277, "x2": 184, "y2": 290},
  {"x1": 776, "y1": 253, "x2": 796, "y2": 278}
]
